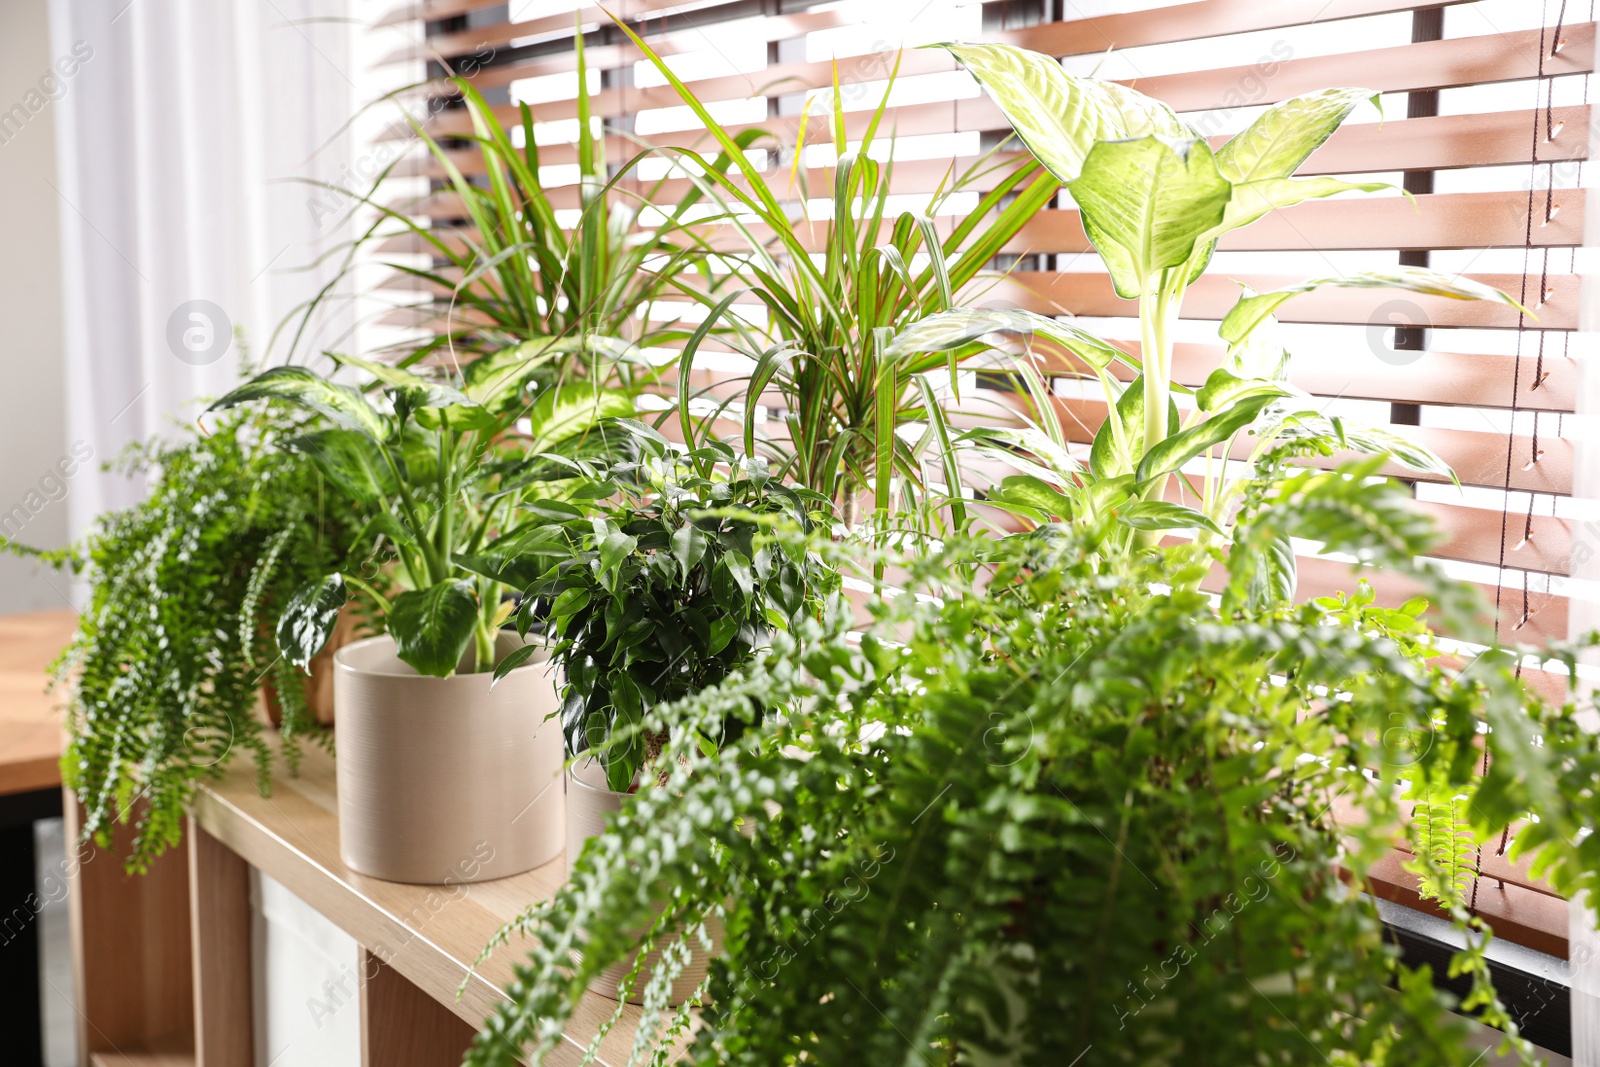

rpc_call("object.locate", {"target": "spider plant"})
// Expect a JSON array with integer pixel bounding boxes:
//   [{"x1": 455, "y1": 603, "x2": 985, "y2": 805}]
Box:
[{"x1": 613, "y1": 20, "x2": 1059, "y2": 528}]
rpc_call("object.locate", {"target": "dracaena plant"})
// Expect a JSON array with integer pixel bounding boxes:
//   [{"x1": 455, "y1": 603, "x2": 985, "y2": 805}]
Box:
[
  {"x1": 614, "y1": 22, "x2": 1059, "y2": 528},
  {"x1": 466, "y1": 495, "x2": 1598, "y2": 1067},
  {"x1": 208, "y1": 350, "x2": 632, "y2": 677},
  {"x1": 488, "y1": 424, "x2": 839, "y2": 791},
  {"x1": 887, "y1": 43, "x2": 1525, "y2": 575},
  {"x1": 285, "y1": 34, "x2": 751, "y2": 390}
]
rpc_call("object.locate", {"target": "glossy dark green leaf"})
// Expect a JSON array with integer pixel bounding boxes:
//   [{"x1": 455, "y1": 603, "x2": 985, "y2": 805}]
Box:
[
  {"x1": 388, "y1": 579, "x2": 480, "y2": 678},
  {"x1": 275, "y1": 573, "x2": 348, "y2": 671}
]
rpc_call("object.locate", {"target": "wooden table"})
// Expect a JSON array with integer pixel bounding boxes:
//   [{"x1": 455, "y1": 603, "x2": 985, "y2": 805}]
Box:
[
  {"x1": 0, "y1": 609, "x2": 76, "y2": 1067},
  {"x1": 71, "y1": 738, "x2": 654, "y2": 1066}
]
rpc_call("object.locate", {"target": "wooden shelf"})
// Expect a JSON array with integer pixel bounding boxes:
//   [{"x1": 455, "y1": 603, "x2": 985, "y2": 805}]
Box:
[
  {"x1": 188, "y1": 742, "x2": 653, "y2": 1066},
  {"x1": 0, "y1": 609, "x2": 76, "y2": 795},
  {"x1": 87, "y1": 1030, "x2": 194, "y2": 1066}
]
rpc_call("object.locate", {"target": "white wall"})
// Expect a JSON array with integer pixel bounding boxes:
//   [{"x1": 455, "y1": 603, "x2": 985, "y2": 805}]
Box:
[{"x1": 0, "y1": 0, "x2": 73, "y2": 614}]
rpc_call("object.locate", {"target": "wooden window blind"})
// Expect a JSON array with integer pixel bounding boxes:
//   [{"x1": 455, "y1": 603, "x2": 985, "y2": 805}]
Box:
[{"x1": 367, "y1": 0, "x2": 1594, "y2": 961}]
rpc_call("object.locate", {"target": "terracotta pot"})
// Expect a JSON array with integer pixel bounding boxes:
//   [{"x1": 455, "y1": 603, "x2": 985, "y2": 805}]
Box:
[
  {"x1": 566, "y1": 758, "x2": 720, "y2": 1005},
  {"x1": 332, "y1": 632, "x2": 563, "y2": 884},
  {"x1": 262, "y1": 607, "x2": 360, "y2": 727}
]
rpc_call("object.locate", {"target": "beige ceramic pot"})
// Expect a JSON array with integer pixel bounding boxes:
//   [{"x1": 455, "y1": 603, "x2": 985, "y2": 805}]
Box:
[
  {"x1": 566, "y1": 758, "x2": 720, "y2": 1005},
  {"x1": 333, "y1": 631, "x2": 563, "y2": 884}
]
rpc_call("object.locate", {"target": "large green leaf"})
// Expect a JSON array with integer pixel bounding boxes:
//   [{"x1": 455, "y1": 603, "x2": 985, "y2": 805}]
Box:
[
  {"x1": 524, "y1": 385, "x2": 634, "y2": 447},
  {"x1": 1135, "y1": 393, "x2": 1281, "y2": 483},
  {"x1": 1116, "y1": 501, "x2": 1222, "y2": 536},
  {"x1": 1205, "y1": 176, "x2": 1391, "y2": 241},
  {"x1": 209, "y1": 366, "x2": 385, "y2": 439},
  {"x1": 986, "y1": 475, "x2": 1078, "y2": 523},
  {"x1": 1195, "y1": 368, "x2": 1292, "y2": 414},
  {"x1": 937, "y1": 43, "x2": 1160, "y2": 183},
  {"x1": 282, "y1": 429, "x2": 395, "y2": 506},
  {"x1": 388, "y1": 579, "x2": 480, "y2": 677},
  {"x1": 1069, "y1": 136, "x2": 1231, "y2": 298},
  {"x1": 884, "y1": 306, "x2": 1123, "y2": 370},
  {"x1": 276, "y1": 573, "x2": 348, "y2": 671},
  {"x1": 1220, "y1": 268, "x2": 1530, "y2": 345},
  {"x1": 1216, "y1": 88, "x2": 1380, "y2": 183}
]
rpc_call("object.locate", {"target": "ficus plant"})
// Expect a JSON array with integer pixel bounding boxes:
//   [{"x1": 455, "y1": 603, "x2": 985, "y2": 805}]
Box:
[
  {"x1": 888, "y1": 43, "x2": 1525, "y2": 579},
  {"x1": 488, "y1": 423, "x2": 839, "y2": 791},
  {"x1": 208, "y1": 349, "x2": 633, "y2": 677},
  {"x1": 613, "y1": 21, "x2": 1060, "y2": 528},
  {"x1": 465, "y1": 480, "x2": 1598, "y2": 1066}
]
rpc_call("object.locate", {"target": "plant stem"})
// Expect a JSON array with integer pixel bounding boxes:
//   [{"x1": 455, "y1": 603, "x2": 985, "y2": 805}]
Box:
[{"x1": 1141, "y1": 277, "x2": 1171, "y2": 463}]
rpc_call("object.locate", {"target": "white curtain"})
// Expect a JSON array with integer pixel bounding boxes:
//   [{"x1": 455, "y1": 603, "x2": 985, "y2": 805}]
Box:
[{"x1": 47, "y1": 0, "x2": 365, "y2": 540}]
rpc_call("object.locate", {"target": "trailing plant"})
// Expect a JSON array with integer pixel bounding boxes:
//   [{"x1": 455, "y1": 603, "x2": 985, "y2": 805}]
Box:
[
  {"x1": 490, "y1": 424, "x2": 840, "y2": 791},
  {"x1": 614, "y1": 22, "x2": 1059, "y2": 526},
  {"x1": 16, "y1": 403, "x2": 365, "y2": 871},
  {"x1": 464, "y1": 489, "x2": 1600, "y2": 1066},
  {"x1": 886, "y1": 44, "x2": 1524, "y2": 573},
  {"x1": 209, "y1": 350, "x2": 631, "y2": 677}
]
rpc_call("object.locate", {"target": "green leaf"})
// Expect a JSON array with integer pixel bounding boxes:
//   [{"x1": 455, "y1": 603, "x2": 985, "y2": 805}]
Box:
[
  {"x1": 490, "y1": 643, "x2": 542, "y2": 685},
  {"x1": 723, "y1": 550, "x2": 754, "y2": 597},
  {"x1": 275, "y1": 573, "x2": 347, "y2": 671},
  {"x1": 1220, "y1": 268, "x2": 1531, "y2": 346},
  {"x1": 329, "y1": 353, "x2": 471, "y2": 410},
  {"x1": 208, "y1": 366, "x2": 386, "y2": 439},
  {"x1": 1135, "y1": 393, "x2": 1280, "y2": 483},
  {"x1": 1116, "y1": 501, "x2": 1222, "y2": 536},
  {"x1": 707, "y1": 615, "x2": 739, "y2": 655},
  {"x1": 550, "y1": 586, "x2": 592, "y2": 621},
  {"x1": 597, "y1": 530, "x2": 638, "y2": 581},
  {"x1": 282, "y1": 430, "x2": 395, "y2": 507},
  {"x1": 938, "y1": 42, "x2": 1183, "y2": 183},
  {"x1": 885, "y1": 306, "x2": 1122, "y2": 370},
  {"x1": 1195, "y1": 368, "x2": 1292, "y2": 414},
  {"x1": 388, "y1": 580, "x2": 480, "y2": 677},
  {"x1": 1090, "y1": 376, "x2": 1148, "y2": 480},
  {"x1": 1068, "y1": 136, "x2": 1231, "y2": 298},
  {"x1": 671, "y1": 523, "x2": 708, "y2": 581},
  {"x1": 1216, "y1": 88, "x2": 1381, "y2": 183},
  {"x1": 525, "y1": 385, "x2": 634, "y2": 447},
  {"x1": 1205, "y1": 176, "x2": 1391, "y2": 243},
  {"x1": 987, "y1": 475, "x2": 1077, "y2": 523}
]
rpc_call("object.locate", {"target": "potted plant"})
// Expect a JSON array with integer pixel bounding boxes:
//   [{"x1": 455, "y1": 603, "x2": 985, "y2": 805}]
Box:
[
  {"x1": 612, "y1": 24, "x2": 1059, "y2": 531},
  {"x1": 483, "y1": 425, "x2": 837, "y2": 1002},
  {"x1": 463, "y1": 512, "x2": 1600, "y2": 1066},
  {"x1": 450, "y1": 53, "x2": 1580, "y2": 1065},
  {"x1": 6, "y1": 394, "x2": 366, "y2": 872},
  {"x1": 885, "y1": 43, "x2": 1522, "y2": 580},
  {"x1": 208, "y1": 350, "x2": 630, "y2": 884}
]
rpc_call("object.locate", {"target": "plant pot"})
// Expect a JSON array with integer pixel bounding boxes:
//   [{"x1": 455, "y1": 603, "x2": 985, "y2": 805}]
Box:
[
  {"x1": 566, "y1": 758, "x2": 720, "y2": 1005},
  {"x1": 332, "y1": 631, "x2": 563, "y2": 884},
  {"x1": 263, "y1": 606, "x2": 359, "y2": 728}
]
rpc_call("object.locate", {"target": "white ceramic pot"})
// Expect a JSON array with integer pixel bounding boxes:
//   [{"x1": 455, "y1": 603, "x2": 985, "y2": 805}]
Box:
[
  {"x1": 566, "y1": 758, "x2": 720, "y2": 1005},
  {"x1": 332, "y1": 632, "x2": 563, "y2": 884}
]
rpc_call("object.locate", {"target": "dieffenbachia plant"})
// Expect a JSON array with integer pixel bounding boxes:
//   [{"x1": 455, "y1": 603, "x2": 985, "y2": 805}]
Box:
[
  {"x1": 209, "y1": 347, "x2": 632, "y2": 677},
  {"x1": 888, "y1": 43, "x2": 1526, "y2": 572}
]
